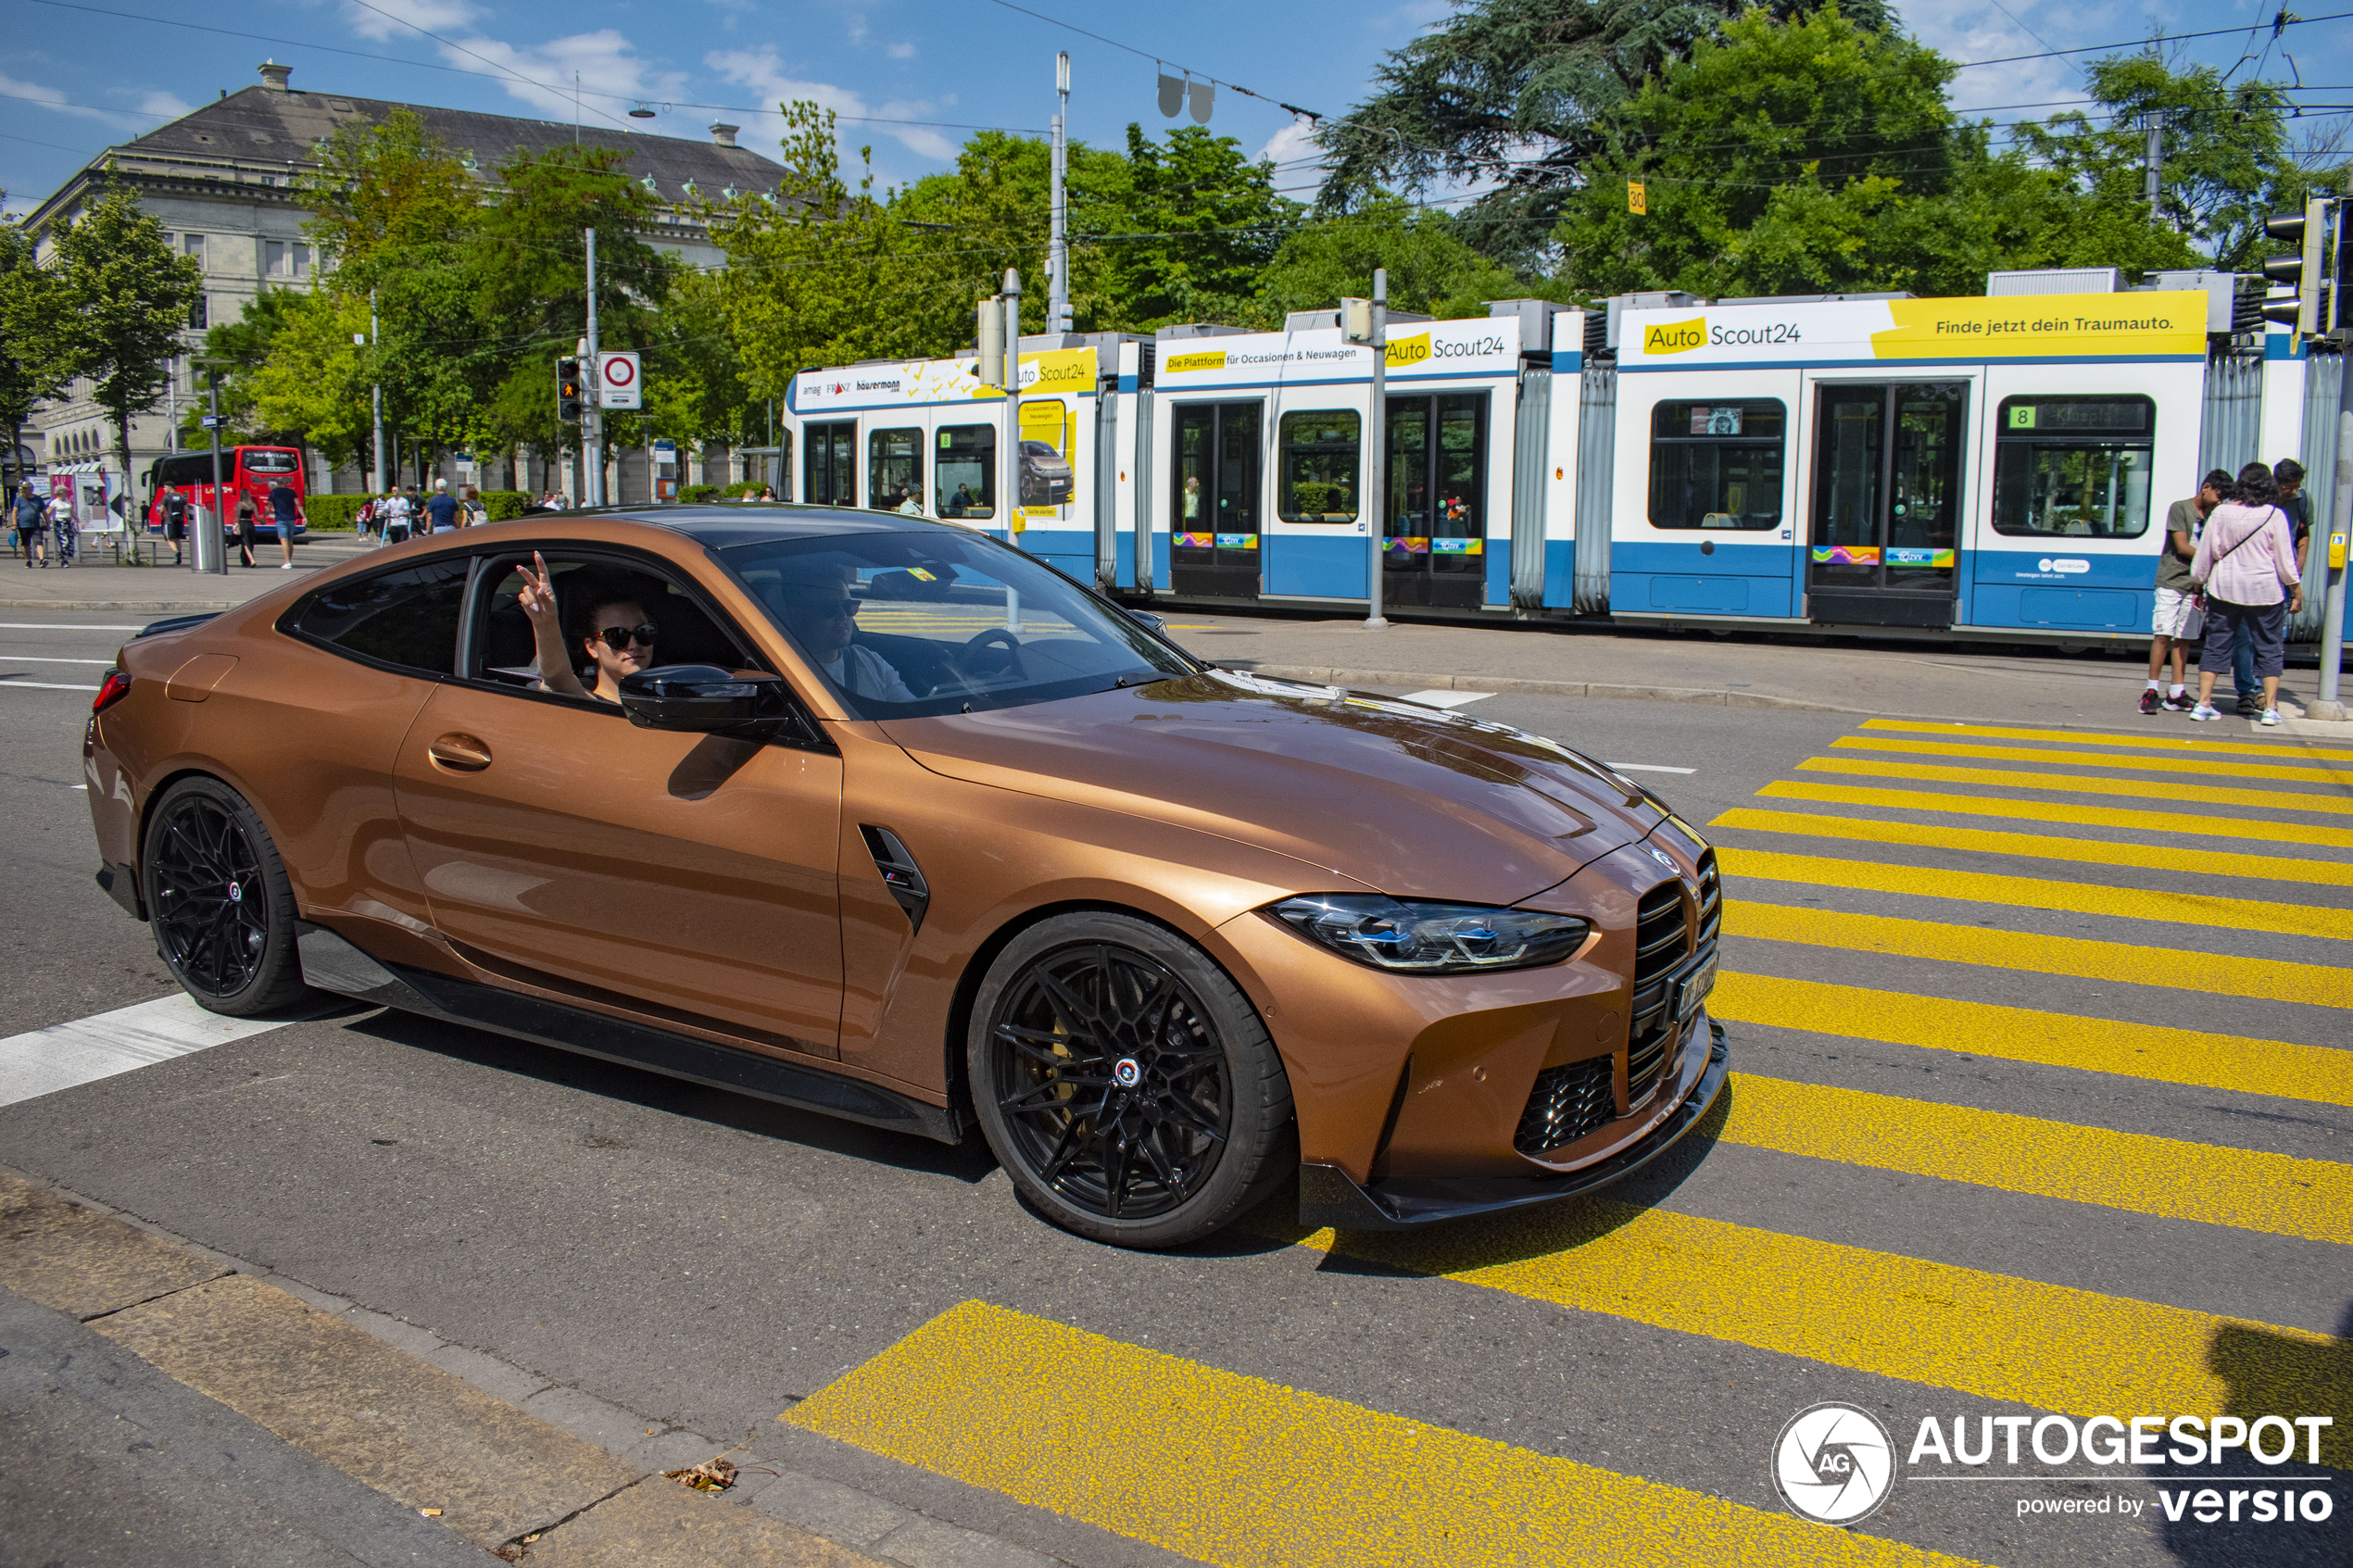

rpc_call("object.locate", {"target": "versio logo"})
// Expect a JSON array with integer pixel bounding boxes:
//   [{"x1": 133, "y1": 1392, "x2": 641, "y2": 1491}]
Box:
[
  {"x1": 1774, "y1": 1402, "x2": 1896, "y2": 1525},
  {"x1": 1642, "y1": 318, "x2": 1707, "y2": 355},
  {"x1": 1164, "y1": 350, "x2": 1227, "y2": 374}
]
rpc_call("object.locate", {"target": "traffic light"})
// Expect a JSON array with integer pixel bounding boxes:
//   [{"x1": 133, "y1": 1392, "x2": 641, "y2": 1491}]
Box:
[
  {"x1": 2261, "y1": 198, "x2": 2332, "y2": 335},
  {"x1": 557, "y1": 358, "x2": 582, "y2": 421}
]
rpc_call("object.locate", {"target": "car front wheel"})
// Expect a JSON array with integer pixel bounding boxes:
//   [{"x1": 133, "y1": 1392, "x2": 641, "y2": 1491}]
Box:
[
  {"x1": 143, "y1": 776, "x2": 315, "y2": 1017},
  {"x1": 969, "y1": 912, "x2": 1293, "y2": 1248}
]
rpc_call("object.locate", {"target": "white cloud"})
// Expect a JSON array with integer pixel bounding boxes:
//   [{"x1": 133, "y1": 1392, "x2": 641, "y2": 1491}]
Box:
[
  {"x1": 339, "y1": 0, "x2": 485, "y2": 44},
  {"x1": 706, "y1": 45, "x2": 958, "y2": 172},
  {"x1": 1258, "y1": 118, "x2": 1323, "y2": 169},
  {"x1": 135, "y1": 91, "x2": 195, "y2": 119},
  {"x1": 422, "y1": 28, "x2": 688, "y2": 124},
  {"x1": 0, "y1": 70, "x2": 166, "y2": 133},
  {"x1": 1901, "y1": 2, "x2": 2108, "y2": 115},
  {"x1": 887, "y1": 43, "x2": 916, "y2": 60}
]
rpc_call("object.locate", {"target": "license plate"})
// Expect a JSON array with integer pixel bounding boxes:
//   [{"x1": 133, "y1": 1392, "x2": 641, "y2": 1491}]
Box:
[{"x1": 1676, "y1": 954, "x2": 1718, "y2": 1021}]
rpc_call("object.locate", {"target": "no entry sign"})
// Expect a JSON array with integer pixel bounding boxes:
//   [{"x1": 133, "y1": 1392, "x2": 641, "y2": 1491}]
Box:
[{"x1": 597, "y1": 350, "x2": 641, "y2": 409}]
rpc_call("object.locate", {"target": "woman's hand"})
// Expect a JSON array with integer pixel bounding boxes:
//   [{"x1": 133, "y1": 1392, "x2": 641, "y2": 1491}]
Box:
[{"x1": 515, "y1": 551, "x2": 558, "y2": 625}]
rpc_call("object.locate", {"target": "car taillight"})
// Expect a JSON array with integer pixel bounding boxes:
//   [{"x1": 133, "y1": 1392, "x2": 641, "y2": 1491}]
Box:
[{"x1": 93, "y1": 670, "x2": 132, "y2": 713}]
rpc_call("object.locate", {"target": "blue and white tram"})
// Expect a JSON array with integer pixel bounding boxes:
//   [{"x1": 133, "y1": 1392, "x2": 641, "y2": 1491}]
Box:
[{"x1": 777, "y1": 284, "x2": 2341, "y2": 645}]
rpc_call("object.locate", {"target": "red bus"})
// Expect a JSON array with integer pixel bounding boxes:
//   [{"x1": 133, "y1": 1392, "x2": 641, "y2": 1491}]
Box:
[{"x1": 145, "y1": 446, "x2": 308, "y2": 540}]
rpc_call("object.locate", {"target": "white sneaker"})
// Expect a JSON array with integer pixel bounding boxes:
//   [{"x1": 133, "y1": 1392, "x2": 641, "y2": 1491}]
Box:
[
  {"x1": 280, "y1": 561, "x2": 292, "y2": 569},
  {"x1": 2259, "y1": 708, "x2": 2282, "y2": 726},
  {"x1": 2190, "y1": 704, "x2": 2222, "y2": 721}
]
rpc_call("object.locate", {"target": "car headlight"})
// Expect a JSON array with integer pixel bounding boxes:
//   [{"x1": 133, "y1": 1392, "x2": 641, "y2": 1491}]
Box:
[{"x1": 1269, "y1": 895, "x2": 1590, "y2": 974}]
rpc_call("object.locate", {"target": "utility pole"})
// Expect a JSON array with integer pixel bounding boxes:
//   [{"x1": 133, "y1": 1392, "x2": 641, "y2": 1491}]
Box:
[
  {"x1": 204, "y1": 369, "x2": 226, "y2": 575},
  {"x1": 2144, "y1": 113, "x2": 2162, "y2": 214},
  {"x1": 583, "y1": 227, "x2": 602, "y2": 508},
  {"x1": 1050, "y1": 53, "x2": 1070, "y2": 335},
  {"x1": 2322, "y1": 204, "x2": 2351, "y2": 714},
  {"x1": 1002, "y1": 267, "x2": 1023, "y2": 544},
  {"x1": 369, "y1": 288, "x2": 384, "y2": 497},
  {"x1": 1366, "y1": 269, "x2": 1389, "y2": 627}
]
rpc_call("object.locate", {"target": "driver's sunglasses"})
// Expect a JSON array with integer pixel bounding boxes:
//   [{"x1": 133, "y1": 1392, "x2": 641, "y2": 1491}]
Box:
[
  {"x1": 797, "y1": 596, "x2": 862, "y2": 618},
  {"x1": 593, "y1": 622, "x2": 659, "y2": 651}
]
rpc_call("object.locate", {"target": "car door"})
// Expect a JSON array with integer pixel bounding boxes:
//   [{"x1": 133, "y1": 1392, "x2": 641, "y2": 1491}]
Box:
[{"x1": 391, "y1": 547, "x2": 847, "y2": 1058}]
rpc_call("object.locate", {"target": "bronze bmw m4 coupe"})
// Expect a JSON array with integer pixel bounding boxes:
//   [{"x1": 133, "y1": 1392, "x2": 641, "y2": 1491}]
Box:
[{"x1": 83, "y1": 508, "x2": 1725, "y2": 1248}]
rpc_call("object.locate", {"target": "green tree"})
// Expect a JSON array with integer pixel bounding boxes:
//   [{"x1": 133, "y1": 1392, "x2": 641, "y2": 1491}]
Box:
[
  {"x1": 1088, "y1": 125, "x2": 1299, "y2": 330},
  {"x1": 297, "y1": 107, "x2": 478, "y2": 266},
  {"x1": 1252, "y1": 197, "x2": 1533, "y2": 326},
  {"x1": 244, "y1": 290, "x2": 373, "y2": 470},
  {"x1": 1317, "y1": 0, "x2": 1894, "y2": 264},
  {"x1": 175, "y1": 287, "x2": 306, "y2": 447},
  {"x1": 0, "y1": 211, "x2": 64, "y2": 494},
  {"x1": 44, "y1": 182, "x2": 202, "y2": 485}
]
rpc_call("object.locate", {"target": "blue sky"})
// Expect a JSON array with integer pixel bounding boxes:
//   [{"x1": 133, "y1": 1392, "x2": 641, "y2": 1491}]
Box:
[{"x1": 5, "y1": 0, "x2": 2348, "y2": 218}]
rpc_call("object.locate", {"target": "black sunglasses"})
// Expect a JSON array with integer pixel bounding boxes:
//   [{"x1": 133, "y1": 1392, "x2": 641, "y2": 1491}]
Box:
[
  {"x1": 794, "y1": 596, "x2": 862, "y2": 618},
  {"x1": 592, "y1": 622, "x2": 658, "y2": 651}
]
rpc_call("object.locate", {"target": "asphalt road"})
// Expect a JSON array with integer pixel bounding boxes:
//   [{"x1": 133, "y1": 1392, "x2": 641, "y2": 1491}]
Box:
[{"x1": 1, "y1": 611, "x2": 2347, "y2": 1566}]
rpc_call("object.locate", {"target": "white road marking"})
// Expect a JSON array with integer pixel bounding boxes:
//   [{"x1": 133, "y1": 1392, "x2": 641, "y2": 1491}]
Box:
[
  {"x1": 0, "y1": 994, "x2": 295, "y2": 1109},
  {"x1": 0, "y1": 623, "x2": 145, "y2": 631},
  {"x1": 1398, "y1": 689, "x2": 1493, "y2": 709},
  {"x1": 1607, "y1": 763, "x2": 1697, "y2": 774},
  {"x1": 0, "y1": 680, "x2": 99, "y2": 692}
]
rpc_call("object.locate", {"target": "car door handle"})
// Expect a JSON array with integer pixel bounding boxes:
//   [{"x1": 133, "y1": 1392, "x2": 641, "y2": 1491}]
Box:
[{"x1": 427, "y1": 733, "x2": 493, "y2": 771}]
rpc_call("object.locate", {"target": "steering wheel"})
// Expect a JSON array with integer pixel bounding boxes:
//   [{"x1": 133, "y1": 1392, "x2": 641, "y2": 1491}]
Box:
[{"x1": 962, "y1": 627, "x2": 1027, "y2": 684}]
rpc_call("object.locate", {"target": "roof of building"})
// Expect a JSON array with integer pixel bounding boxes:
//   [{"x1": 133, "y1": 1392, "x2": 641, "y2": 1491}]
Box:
[{"x1": 31, "y1": 62, "x2": 785, "y2": 227}]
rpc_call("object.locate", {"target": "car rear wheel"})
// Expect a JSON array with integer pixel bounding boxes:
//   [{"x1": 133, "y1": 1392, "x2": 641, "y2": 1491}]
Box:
[
  {"x1": 143, "y1": 777, "x2": 315, "y2": 1017},
  {"x1": 969, "y1": 912, "x2": 1294, "y2": 1248}
]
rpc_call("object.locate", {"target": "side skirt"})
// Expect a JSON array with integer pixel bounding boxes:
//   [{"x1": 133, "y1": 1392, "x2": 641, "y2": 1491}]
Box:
[{"x1": 295, "y1": 925, "x2": 963, "y2": 1145}]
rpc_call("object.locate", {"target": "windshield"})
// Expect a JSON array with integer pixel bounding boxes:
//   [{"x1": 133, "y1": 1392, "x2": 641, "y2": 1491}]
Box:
[{"x1": 717, "y1": 530, "x2": 1198, "y2": 718}]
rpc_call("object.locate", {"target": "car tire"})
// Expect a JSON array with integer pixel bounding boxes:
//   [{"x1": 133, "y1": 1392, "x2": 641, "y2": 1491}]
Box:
[
  {"x1": 142, "y1": 776, "x2": 316, "y2": 1018},
  {"x1": 968, "y1": 912, "x2": 1294, "y2": 1248}
]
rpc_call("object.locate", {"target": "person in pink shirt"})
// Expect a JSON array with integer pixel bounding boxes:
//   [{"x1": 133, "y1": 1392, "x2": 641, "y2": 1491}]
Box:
[{"x1": 2188, "y1": 462, "x2": 2305, "y2": 726}]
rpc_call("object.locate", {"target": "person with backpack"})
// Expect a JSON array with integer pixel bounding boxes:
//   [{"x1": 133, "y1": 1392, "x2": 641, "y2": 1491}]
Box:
[
  {"x1": 234, "y1": 489, "x2": 259, "y2": 568},
  {"x1": 14, "y1": 483, "x2": 46, "y2": 567},
  {"x1": 162, "y1": 486, "x2": 188, "y2": 565},
  {"x1": 2188, "y1": 462, "x2": 2306, "y2": 726},
  {"x1": 2143, "y1": 468, "x2": 2228, "y2": 714}
]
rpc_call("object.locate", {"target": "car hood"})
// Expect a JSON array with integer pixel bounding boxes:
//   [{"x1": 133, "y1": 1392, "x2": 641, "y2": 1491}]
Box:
[{"x1": 879, "y1": 670, "x2": 1664, "y2": 906}]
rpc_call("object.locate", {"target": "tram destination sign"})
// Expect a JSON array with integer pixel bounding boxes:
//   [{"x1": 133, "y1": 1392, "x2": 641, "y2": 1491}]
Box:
[{"x1": 1620, "y1": 291, "x2": 2209, "y2": 370}]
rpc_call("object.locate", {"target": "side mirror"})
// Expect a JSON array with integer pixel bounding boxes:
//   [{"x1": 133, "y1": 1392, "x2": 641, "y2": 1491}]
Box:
[
  {"x1": 618, "y1": 666, "x2": 796, "y2": 733},
  {"x1": 1126, "y1": 608, "x2": 1167, "y2": 633}
]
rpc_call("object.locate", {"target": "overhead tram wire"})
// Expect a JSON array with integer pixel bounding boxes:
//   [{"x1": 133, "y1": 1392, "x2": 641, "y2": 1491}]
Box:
[
  {"x1": 1947, "y1": 9, "x2": 2353, "y2": 69},
  {"x1": 974, "y1": 0, "x2": 1327, "y2": 121}
]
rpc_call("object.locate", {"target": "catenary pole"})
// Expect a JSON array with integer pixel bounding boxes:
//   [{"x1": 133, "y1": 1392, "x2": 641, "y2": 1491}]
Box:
[
  {"x1": 2321, "y1": 343, "x2": 2351, "y2": 710},
  {"x1": 1003, "y1": 268, "x2": 1023, "y2": 544},
  {"x1": 1050, "y1": 53, "x2": 1070, "y2": 334},
  {"x1": 369, "y1": 289, "x2": 384, "y2": 499},
  {"x1": 1365, "y1": 267, "x2": 1388, "y2": 628},
  {"x1": 583, "y1": 227, "x2": 601, "y2": 508},
  {"x1": 205, "y1": 370, "x2": 226, "y2": 575}
]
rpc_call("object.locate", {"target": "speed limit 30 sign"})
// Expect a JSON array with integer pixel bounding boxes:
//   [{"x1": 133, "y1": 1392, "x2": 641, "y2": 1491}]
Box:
[{"x1": 597, "y1": 350, "x2": 641, "y2": 409}]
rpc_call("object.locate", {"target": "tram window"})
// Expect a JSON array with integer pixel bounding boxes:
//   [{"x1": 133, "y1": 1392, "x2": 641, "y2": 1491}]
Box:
[
  {"x1": 1991, "y1": 395, "x2": 2155, "y2": 538},
  {"x1": 1277, "y1": 410, "x2": 1360, "y2": 522},
  {"x1": 1648, "y1": 400, "x2": 1784, "y2": 530},
  {"x1": 935, "y1": 425, "x2": 995, "y2": 519},
  {"x1": 869, "y1": 428, "x2": 925, "y2": 516}
]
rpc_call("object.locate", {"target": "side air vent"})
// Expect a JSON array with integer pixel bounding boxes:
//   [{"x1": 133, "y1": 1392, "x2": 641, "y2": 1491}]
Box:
[
  {"x1": 1515, "y1": 1056, "x2": 1615, "y2": 1156},
  {"x1": 860, "y1": 826, "x2": 930, "y2": 934}
]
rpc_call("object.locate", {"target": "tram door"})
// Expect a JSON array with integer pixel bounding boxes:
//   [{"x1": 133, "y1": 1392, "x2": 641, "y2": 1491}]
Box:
[
  {"x1": 804, "y1": 422, "x2": 857, "y2": 507},
  {"x1": 1806, "y1": 383, "x2": 1967, "y2": 627},
  {"x1": 1171, "y1": 403, "x2": 1262, "y2": 599},
  {"x1": 1385, "y1": 394, "x2": 1488, "y2": 608}
]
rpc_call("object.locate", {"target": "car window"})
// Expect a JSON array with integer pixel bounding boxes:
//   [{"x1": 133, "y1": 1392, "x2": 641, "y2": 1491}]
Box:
[
  {"x1": 285, "y1": 558, "x2": 471, "y2": 676},
  {"x1": 717, "y1": 530, "x2": 1197, "y2": 719},
  {"x1": 467, "y1": 551, "x2": 761, "y2": 696}
]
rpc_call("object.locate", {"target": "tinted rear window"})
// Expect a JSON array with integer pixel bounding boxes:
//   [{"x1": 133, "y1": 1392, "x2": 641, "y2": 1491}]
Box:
[{"x1": 288, "y1": 558, "x2": 470, "y2": 676}]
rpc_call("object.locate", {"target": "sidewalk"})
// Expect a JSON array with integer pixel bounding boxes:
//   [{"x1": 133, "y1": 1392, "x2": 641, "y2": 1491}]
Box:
[{"x1": 0, "y1": 533, "x2": 371, "y2": 611}]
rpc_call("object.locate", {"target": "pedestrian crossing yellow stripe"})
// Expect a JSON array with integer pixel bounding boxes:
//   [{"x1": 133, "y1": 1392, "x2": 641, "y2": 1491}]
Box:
[
  {"x1": 1717, "y1": 847, "x2": 2353, "y2": 941},
  {"x1": 1719, "y1": 1074, "x2": 2352, "y2": 1242},
  {"x1": 1832, "y1": 734, "x2": 2353, "y2": 784},
  {"x1": 1860, "y1": 717, "x2": 2353, "y2": 764},
  {"x1": 1306, "y1": 1208, "x2": 2345, "y2": 1456},
  {"x1": 785, "y1": 1299, "x2": 1987, "y2": 1568},
  {"x1": 1721, "y1": 901, "x2": 2353, "y2": 1010},
  {"x1": 1799, "y1": 756, "x2": 2353, "y2": 816},
  {"x1": 1747, "y1": 784, "x2": 2353, "y2": 851},
  {"x1": 1709, "y1": 972, "x2": 2352, "y2": 1106},
  {"x1": 1713, "y1": 808, "x2": 2353, "y2": 886}
]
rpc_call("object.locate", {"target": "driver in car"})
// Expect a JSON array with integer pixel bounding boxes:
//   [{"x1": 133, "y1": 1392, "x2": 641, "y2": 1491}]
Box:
[
  {"x1": 774, "y1": 561, "x2": 918, "y2": 702},
  {"x1": 515, "y1": 553, "x2": 659, "y2": 705}
]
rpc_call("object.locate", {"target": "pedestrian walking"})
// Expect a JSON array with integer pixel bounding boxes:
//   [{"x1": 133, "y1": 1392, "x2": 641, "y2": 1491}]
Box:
[
  {"x1": 460, "y1": 483, "x2": 487, "y2": 527},
  {"x1": 2189, "y1": 462, "x2": 2305, "y2": 726},
  {"x1": 380, "y1": 487, "x2": 413, "y2": 544},
  {"x1": 355, "y1": 495, "x2": 375, "y2": 545},
  {"x1": 234, "y1": 489, "x2": 258, "y2": 567},
  {"x1": 424, "y1": 478, "x2": 461, "y2": 533},
  {"x1": 267, "y1": 477, "x2": 301, "y2": 569},
  {"x1": 2144, "y1": 468, "x2": 2228, "y2": 714},
  {"x1": 162, "y1": 486, "x2": 188, "y2": 565},
  {"x1": 46, "y1": 490, "x2": 75, "y2": 568},
  {"x1": 13, "y1": 483, "x2": 46, "y2": 567}
]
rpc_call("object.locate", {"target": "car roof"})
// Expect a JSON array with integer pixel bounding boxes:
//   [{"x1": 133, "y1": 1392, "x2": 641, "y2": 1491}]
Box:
[{"x1": 626, "y1": 505, "x2": 979, "y2": 551}]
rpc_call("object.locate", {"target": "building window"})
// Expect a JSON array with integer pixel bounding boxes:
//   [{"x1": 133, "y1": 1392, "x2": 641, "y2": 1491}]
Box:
[
  {"x1": 292, "y1": 243, "x2": 310, "y2": 278},
  {"x1": 183, "y1": 233, "x2": 205, "y2": 270},
  {"x1": 189, "y1": 295, "x2": 208, "y2": 329},
  {"x1": 1647, "y1": 399, "x2": 1786, "y2": 530},
  {"x1": 266, "y1": 241, "x2": 287, "y2": 277}
]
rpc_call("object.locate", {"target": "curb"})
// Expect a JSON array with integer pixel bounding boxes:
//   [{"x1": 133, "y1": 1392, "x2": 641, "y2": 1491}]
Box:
[
  {"x1": 1239, "y1": 663, "x2": 1874, "y2": 715},
  {"x1": 0, "y1": 1166, "x2": 1071, "y2": 1568}
]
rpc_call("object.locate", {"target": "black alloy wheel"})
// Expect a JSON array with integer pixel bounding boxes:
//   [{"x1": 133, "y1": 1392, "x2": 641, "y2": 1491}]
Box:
[
  {"x1": 143, "y1": 777, "x2": 314, "y2": 1016},
  {"x1": 970, "y1": 912, "x2": 1293, "y2": 1248}
]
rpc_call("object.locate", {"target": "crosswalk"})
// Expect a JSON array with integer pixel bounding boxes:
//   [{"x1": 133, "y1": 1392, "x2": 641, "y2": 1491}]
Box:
[{"x1": 781, "y1": 713, "x2": 2351, "y2": 1564}]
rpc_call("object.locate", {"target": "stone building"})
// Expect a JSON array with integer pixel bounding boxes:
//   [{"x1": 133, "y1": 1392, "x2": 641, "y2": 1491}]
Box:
[{"x1": 21, "y1": 60, "x2": 788, "y2": 503}]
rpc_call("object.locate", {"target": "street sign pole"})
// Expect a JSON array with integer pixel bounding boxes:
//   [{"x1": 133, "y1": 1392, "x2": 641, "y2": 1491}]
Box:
[
  {"x1": 1367, "y1": 268, "x2": 1388, "y2": 628},
  {"x1": 1003, "y1": 268, "x2": 1022, "y2": 548},
  {"x1": 583, "y1": 227, "x2": 602, "y2": 508},
  {"x1": 370, "y1": 288, "x2": 384, "y2": 497},
  {"x1": 2321, "y1": 343, "x2": 2352, "y2": 714},
  {"x1": 201, "y1": 370, "x2": 227, "y2": 575}
]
